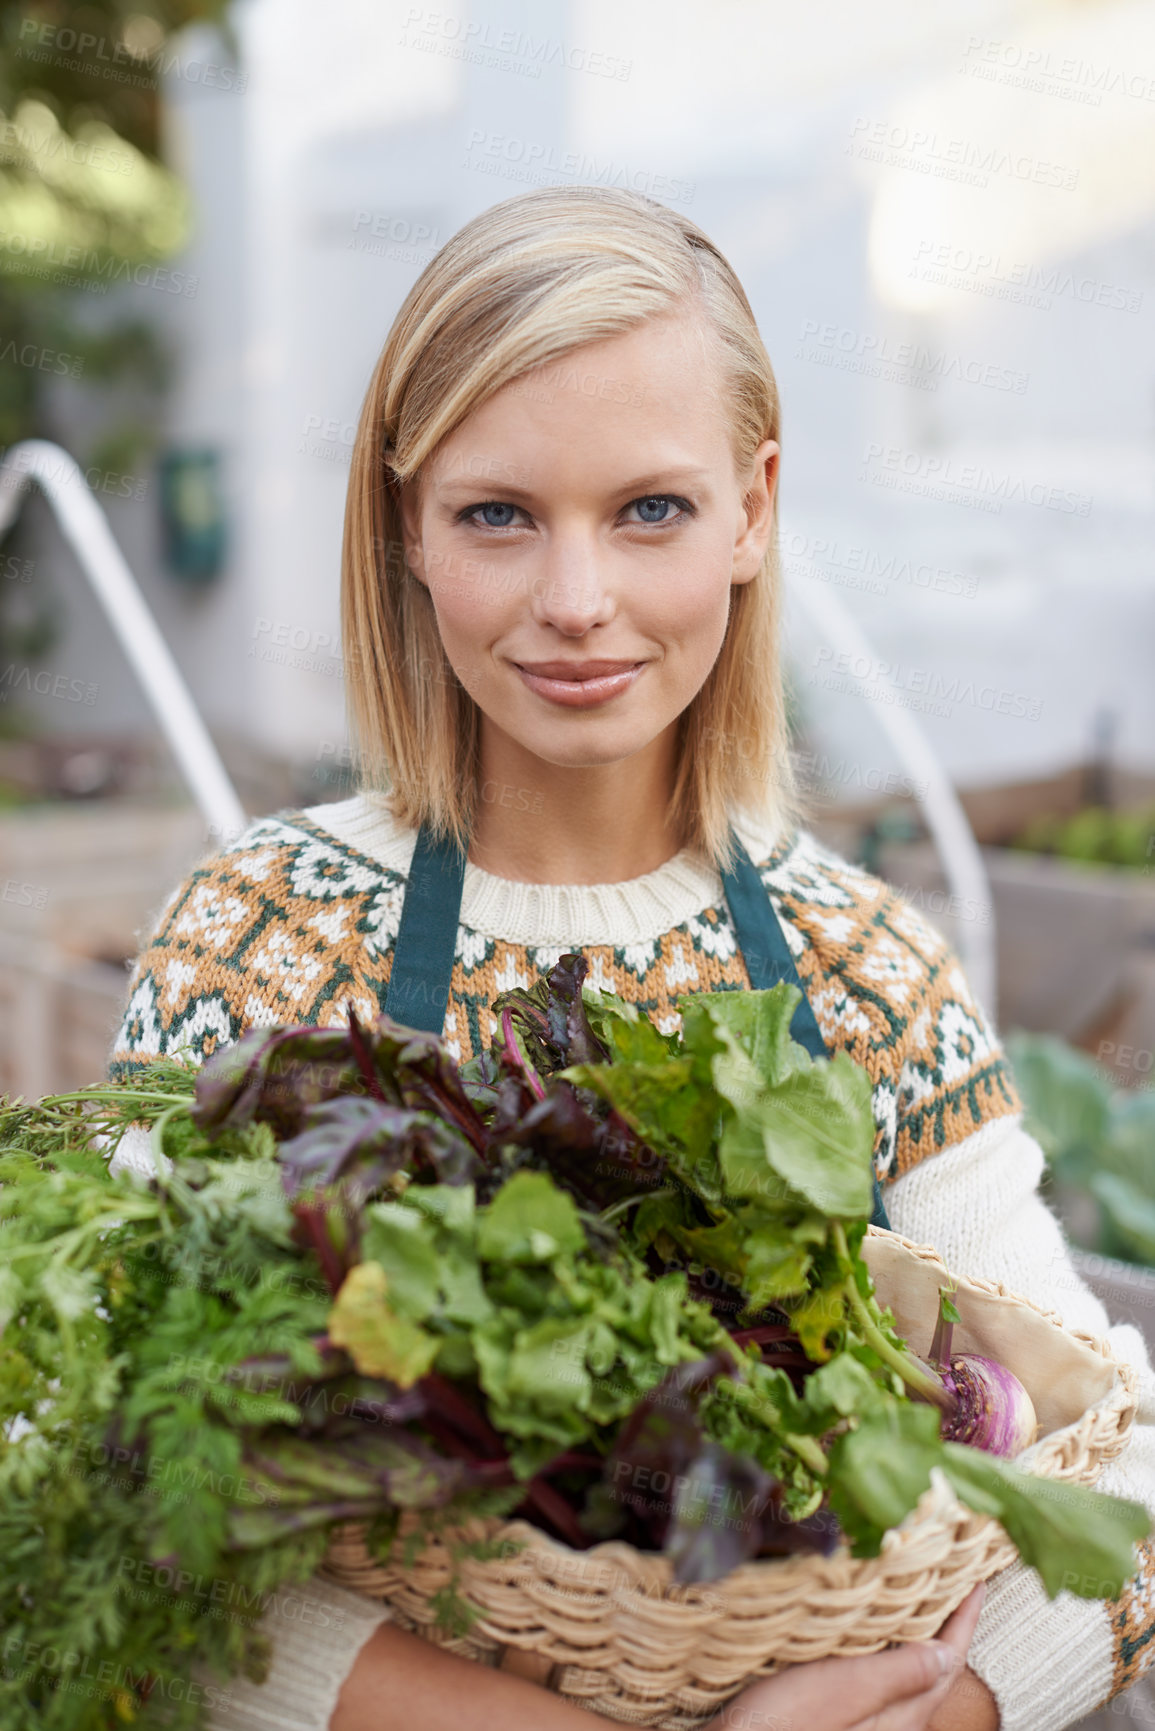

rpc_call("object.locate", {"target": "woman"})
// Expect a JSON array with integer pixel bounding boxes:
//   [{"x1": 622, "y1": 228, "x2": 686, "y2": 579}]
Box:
[{"x1": 109, "y1": 185, "x2": 1155, "y2": 1731}]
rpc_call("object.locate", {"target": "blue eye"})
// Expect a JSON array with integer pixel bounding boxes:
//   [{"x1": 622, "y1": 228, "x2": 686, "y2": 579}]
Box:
[
  {"x1": 458, "y1": 493, "x2": 694, "y2": 530},
  {"x1": 466, "y1": 501, "x2": 520, "y2": 528},
  {"x1": 628, "y1": 495, "x2": 692, "y2": 524}
]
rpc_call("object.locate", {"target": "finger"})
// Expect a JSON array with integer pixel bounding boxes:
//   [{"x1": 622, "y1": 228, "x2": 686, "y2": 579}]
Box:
[
  {"x1": 935, "y1": 1581, "x2": 987, "y2": 1660},
  {"x1": 852, "y1": 1591, "x2": 990, "y2": 1731},
  {"x1": 823, "y1": 1640, "x2": 956, "y2": 1721},
  {"x1": 848, "y1": 1666, "x2": 954, "y2": 1731},
  {"x1": 719, "y1": 1643, "x2": 954, "y2": 1731},
  {"x1": 865, "y1": 1590, "x2": 987, "y2": 1731}
]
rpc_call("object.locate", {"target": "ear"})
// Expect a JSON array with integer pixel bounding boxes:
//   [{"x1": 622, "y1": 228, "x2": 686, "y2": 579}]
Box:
[
  {"x1": 731, "y1": 439, "x2": 779, "y2": 585},
  {"x1": 396, "y1": 474, "x2": 426, "y2": 585}
]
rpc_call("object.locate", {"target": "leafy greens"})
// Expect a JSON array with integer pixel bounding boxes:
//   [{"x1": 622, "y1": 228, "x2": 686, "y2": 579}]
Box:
[{"x1": 0, "y1": 962, "x2": 1148, "y2": 1731}]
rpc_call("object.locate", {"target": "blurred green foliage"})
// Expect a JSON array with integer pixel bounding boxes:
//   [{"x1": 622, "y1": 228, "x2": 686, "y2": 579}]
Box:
[
  {"x1": 1010, "y1": 804, "x2": 1155, "y2": 871},
  {"x1": 1, "y1": 1, "x2": 235, "y2": 144},
  {"x1": 0, "y1": 0, "x2": 233, "y2": 445},
  {"x1": 1007, "y1": 1030, "x2": 1155, "y2": 1265},
  {"x1": 0, "y1": 0, "x2": 232, "y2": 724}
]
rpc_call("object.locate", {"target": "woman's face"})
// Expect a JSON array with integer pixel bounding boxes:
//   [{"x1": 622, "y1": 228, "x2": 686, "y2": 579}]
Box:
[{"x1": 399, "y1": 310, "x2": 778, "y2": 777}]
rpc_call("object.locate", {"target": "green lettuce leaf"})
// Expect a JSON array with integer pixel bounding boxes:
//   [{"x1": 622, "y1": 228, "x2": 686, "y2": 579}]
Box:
[
  {"x1": 826, "y1": 1403, "x2": 943, "y2": 1553},
  {"x1": 680, "y1": 983, "x2": 808, "y2": 1088},
  {"x1": 715, "y1": 1033, "x2": 875, "y2": 1219},
  {"x1": 941, "y1": 1442, "x2": 1152, "y2": 1600},
  {"x1": 362, "y1": 1204, "x2": 442, "y2": 1320},
  {"x1": 328, "y1": 1262, "x2": 439, "y2": 1387},
  {"x1": 476, "y1": 1171, "x2": 586, "y2": 1264}
]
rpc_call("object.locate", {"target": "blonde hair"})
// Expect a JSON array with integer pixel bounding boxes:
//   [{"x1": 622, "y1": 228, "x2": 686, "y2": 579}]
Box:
[{"x1": 340, "y1": 184, "x2": 796, "y2": 875}]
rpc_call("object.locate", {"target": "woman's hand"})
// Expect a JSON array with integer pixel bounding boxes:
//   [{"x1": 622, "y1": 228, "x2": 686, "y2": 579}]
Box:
[
  {"x1": 705, "y1": 1582, "x2": 990, "y2": 1731},
  {"x1": 330, "y1": 1583, "x2": 991, "y2": 1731}
]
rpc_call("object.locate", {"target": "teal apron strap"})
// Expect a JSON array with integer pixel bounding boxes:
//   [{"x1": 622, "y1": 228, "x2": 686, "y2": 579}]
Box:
[
  {"x1": 720, "y1": 826, "x2": 892, "y2": 1232},
  {"x1": 382, "y1": 817, "x2": 890, "y2": 1231},
  {"x1": 380, "y1": 821, "x2": 468, "y2": 1033}
]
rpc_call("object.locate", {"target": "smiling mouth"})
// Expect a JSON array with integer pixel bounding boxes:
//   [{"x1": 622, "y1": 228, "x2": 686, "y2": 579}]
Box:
[
  {"x1": 514, "y1": 661, "x2": 644, "y2": 680},
  {"x1": 513, "y1": 661, "x2": 647, "y2": 707}
]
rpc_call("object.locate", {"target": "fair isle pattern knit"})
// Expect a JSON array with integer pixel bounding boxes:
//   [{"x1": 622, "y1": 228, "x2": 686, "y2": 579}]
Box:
[
  {"x1": 1112, "y1": 1535, "x2": 1155, "y2": 1694},
  {"x1": 107, "y1": 796, "x2": 1020, "y2": 1184}
]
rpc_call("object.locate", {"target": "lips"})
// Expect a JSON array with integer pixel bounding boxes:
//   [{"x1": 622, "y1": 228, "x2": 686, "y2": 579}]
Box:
[
  {"x1": 514, "y1": 660, "x2": 643, "y2": 680},
  {"x1": 514, "y1": 660, "x2": 647, "y2": 708}
]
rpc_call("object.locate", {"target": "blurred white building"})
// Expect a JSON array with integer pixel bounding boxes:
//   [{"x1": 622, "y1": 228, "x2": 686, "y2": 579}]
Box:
[{"x1": 27, "y1": 0, "x2": 1155, "y2": 805}]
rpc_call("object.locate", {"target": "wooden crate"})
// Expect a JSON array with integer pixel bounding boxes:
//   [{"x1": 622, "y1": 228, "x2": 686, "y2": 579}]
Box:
[
  {"x1": 0, "y1": 800, "x2": 213, "y2": 1098},
  {"x1": 871, "y1": 837, "x2": 1155, "y2": 1081},
  {"x1": 803, "y1": 763, "x2": 1155, "y2": 852},
  {"x1": 0, "y1": 929, "x2": 130, "y2": 1100}
]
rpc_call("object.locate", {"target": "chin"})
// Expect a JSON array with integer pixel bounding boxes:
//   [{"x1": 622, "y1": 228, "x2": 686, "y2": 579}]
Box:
[
  {"x1": 505, "y1": 716, "x2": 664, "y2": 768},
  {"x1": 518, "y1": 741, "x2": 650, "y2": 769}
]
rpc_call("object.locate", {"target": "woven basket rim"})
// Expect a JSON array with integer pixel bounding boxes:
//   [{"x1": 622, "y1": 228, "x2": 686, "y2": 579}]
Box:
[
  {"x1": 319, "y1": 1230, "x2": 1140, "y2": 1726},
  {"x1": 326, "y1": 1225, "x2": 1137, "y2": 1587}
]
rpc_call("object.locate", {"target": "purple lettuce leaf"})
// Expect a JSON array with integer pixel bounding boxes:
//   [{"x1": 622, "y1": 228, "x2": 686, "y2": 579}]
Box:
[
  {"x1": 543, "y1": 953, "x2": 611, "y2": 1067},
  {"x1": 278, "y1": 1095, "x2": 482, "y2": 1200},
  {"x1": 664, "y1": 1441, "x2": 772, "y2": 1582},
  {"x1": 489, "y1": 953, "x2": 610, "y2": 1078},
  {"x1": 581, "y1": 1352, "x2": 732, "y2": 1546},
  {"x1": 665, "y1": 1442, "x2": 840, "y2": 1583},
  {"x1": 361, "y1": 1019, "x2": 491, "y2": 1157},
  {"x1": 494, "y1": 1078, "x2": 671, "y2": 1215},
  {"x1": 192, "y1": 1024, "x2": 377, "y2": 1137},
  {"x1": 458, "y1": 1046, "x2": 505, "y2": 1114}
]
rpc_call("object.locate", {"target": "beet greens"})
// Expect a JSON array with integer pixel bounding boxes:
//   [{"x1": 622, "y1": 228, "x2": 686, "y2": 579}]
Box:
[{"x1": 0, "y1": 959, "x2": 1148, "y2": 1731}]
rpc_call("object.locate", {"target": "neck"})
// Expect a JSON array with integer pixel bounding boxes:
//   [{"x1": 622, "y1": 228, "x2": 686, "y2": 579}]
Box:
[{"x1": 467, "y1": 726, "x2": 683, "y2": 884}]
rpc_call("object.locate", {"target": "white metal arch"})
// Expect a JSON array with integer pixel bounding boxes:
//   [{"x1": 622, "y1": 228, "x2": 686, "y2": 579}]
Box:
[
  {"x1": 0, "y1": 440, "x2": 248, "y2": 847},
  {"x1": 786, "y1": 564, "x2": 997, "y2": 1015}
]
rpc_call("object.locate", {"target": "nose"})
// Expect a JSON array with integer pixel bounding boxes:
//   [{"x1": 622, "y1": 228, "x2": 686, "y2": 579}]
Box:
[{"x1": 529, "y1": 525, "x2": 616, "y2": 634}]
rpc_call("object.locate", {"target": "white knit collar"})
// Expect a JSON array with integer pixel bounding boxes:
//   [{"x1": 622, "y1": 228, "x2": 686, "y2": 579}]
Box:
[{"x1": 299, "y1": 791, "x2": 786, "y2": 948}]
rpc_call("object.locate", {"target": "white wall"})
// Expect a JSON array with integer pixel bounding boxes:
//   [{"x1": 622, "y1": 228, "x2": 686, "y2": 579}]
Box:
[{"x1": 16, "y1": 0, "x2": 1155, "y2": 807}]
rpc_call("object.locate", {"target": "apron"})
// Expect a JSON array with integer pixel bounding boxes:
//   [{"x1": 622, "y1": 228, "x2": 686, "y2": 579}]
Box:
[{"x1": 382, "y1": 818, "x2": 891, "y2": 1231}]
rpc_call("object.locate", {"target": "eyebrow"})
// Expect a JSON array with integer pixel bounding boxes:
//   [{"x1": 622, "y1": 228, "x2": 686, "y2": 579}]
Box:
[{"x1": 433, "y1": 465, "x2": 714, "y2": 503}]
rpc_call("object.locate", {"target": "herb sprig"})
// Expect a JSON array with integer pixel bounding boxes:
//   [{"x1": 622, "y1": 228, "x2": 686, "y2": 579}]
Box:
[{"x1": 0, "y1": 961, "x2": 1147, "y2": 1730}]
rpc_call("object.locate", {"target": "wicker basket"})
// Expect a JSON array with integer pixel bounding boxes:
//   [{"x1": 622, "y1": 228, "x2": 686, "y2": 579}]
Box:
[{"x1": 320, "y1": 1228, "x2": 1137, "y2": 1729}]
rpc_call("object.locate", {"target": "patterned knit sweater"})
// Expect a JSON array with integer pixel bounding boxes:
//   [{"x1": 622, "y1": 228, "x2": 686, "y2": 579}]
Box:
[{"x1": 106, "y1": 792, "x2": 1155, "y2": 1731}]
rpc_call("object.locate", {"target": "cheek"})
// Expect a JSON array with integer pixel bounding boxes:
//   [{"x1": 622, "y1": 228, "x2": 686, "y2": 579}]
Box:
[
  {"x1": 648, "y1": 554, "x2": 735, "y2": 666},
  {"x1": 427, "y1": 552, "x2": 513, "y2": 644},
  {"x1": 423, "y1": 555, "x2": 524, "y2": 701}
]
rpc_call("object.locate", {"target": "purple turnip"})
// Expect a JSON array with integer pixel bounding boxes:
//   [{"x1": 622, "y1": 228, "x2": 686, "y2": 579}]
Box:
[
  {"x1": 929, "y1": 1289, "x2": 1038, "y2": 1458},
  {"x1": 831, "y1": 1228, "x2": 1039, "y2": 1458}
]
